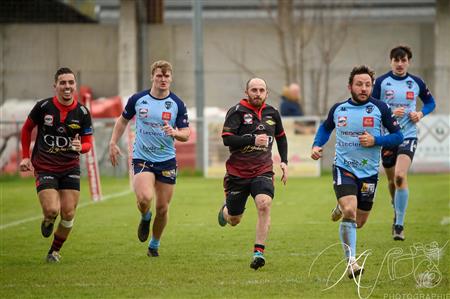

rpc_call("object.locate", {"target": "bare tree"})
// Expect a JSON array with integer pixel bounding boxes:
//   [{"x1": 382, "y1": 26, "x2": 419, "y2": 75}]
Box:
[
  {"x1": 262, "y1": 0, "x2": 316, "y2": 106},
  {"x1": 312, "y1": 0, "x2": 349, "y2": 115}
]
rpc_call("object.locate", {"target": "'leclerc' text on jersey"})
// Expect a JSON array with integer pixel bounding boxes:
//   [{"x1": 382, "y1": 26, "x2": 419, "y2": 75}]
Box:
[
  {"x1": 122, "y1": 90, "x2": 189, "y2": 162},
  {"x1": 372, "y1": 71, "x2": 436, "y2": 139}
]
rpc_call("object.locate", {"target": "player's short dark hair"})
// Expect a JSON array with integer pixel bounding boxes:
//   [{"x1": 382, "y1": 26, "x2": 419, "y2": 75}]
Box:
[
  {"x1": 54, "y1": 67, "x2": 75, "y2": 82},
  {"x1": 390, "y1": 45, "x2": 412, "y2": 60},
  {"x1": 151, "y1": 60, "x2": 173, "y2": 76},
  {"x1": 246, "y1": 78, "x2": 268, "y2": 90},
  {"x1": 348, "y1": 65, "x2": 375, "y2": 85}
]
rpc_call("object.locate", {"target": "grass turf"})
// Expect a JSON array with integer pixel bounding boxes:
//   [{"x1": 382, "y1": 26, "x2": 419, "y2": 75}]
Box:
[{"x1": 0, "y1": 173, "x2": 449, "y2": 298}]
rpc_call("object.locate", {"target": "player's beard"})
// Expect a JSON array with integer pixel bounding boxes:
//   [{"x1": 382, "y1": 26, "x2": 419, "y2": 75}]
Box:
[
  {"x1": 248, "y1": 96, "x2": 265, "y2": 108},
  {"x1": 350, "y1": 91, "x2": 369, "y2": 104}
]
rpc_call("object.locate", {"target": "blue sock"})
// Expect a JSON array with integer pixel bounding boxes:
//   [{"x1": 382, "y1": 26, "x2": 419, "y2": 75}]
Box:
[
  {"x1": 339, "y1": 219, "x2": 357, "y2": 259},
  {"x1": 394, "y1": 188, "x2": 409, "y2": 226},
  {"x1": 141, "y1": 210, "x2": 152, "y2": 221},
  {"x1": 149, "y1": 237, "x2": 160, "y2": 249}
]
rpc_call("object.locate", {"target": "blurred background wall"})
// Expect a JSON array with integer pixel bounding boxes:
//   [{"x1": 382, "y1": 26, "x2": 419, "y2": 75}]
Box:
[{"x1": 1, "y1": 0, "x2": 448, "y2": 114}]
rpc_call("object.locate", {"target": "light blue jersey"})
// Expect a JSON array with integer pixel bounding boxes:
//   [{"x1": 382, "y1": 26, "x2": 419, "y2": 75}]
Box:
[
  {"x1": 313, "y1": 98, "x2": 403, "y2": 178},
  {"x1": 372, "y1": 71, "x2": 436, "y2": 139},
  {"x1": 122, "y1": 90, "x2": 189, "y2": 162}
]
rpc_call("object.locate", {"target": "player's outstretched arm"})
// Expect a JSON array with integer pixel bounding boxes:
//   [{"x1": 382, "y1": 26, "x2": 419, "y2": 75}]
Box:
[{"x1": 109, "y1": 116, "x2": 129, "y2": 167}]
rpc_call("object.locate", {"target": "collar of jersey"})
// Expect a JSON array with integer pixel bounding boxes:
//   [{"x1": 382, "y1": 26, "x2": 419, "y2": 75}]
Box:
[
  {"x1": 389, "y1": 71, "x2": 409, "y2": 81},
  {"x1": 347, "y1": 97, "x2": 372, "y2": 106},
  {"x1": 239, "y1": 99, "x2": 266, "y2": 119},
  {"x1": 52, "y1": 96, "x2": 77, "y2": 112},
  {"x1": 148, "y1": 90, "x2": 172, "y2": 100}
]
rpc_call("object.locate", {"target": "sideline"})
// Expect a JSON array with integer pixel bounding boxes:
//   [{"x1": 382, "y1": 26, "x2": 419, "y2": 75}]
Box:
[{"x1": 0, "y1": 189, "x2": 132, "y2": 230}]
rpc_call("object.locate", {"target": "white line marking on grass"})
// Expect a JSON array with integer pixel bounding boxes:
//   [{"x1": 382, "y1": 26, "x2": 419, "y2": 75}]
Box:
[
  {"x1": 441, "y1": 217, "x2": 450, "y2": 225},
  {"x1": 0, "y1": 189, "x2": 132, "y2": 230}
]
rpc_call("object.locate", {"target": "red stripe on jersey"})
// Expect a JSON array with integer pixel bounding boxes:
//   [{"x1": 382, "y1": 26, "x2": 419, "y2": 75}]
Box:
[
  {"x1": 222, "y1": 132, "x2": 234, "y2": 136},
  {"x1": 275, "y1": 131, "x2": 286, "y2": 138}
]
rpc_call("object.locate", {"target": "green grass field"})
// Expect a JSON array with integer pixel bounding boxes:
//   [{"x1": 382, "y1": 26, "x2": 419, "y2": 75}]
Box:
[{"x1": 1, "y1": 173, "x2": 449, "y2": 299}]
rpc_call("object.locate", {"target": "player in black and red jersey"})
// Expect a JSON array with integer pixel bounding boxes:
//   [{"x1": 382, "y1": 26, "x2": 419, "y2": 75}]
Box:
[
  {"x1": 19, "y1": 67, "x2": 93, "y2": 263},
  {"x1": 217, "y1": 78, "x2": 288, "y2": 270}
]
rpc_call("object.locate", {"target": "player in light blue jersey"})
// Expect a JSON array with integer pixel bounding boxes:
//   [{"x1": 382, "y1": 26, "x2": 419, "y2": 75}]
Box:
[
  {"x1": 372, "y1": 46, "x2": 436, "y2": 241},
  {"x1": 311, "y1": 65, "x2": 403, "y2": 279},
  {"x1": 109, "y1": 60, "x2": 190, "y2": 257}
]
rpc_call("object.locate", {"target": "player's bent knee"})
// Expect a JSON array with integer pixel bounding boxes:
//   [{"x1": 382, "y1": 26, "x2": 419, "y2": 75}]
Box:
[
  {"x1": 394, "y1": 174, "x2": 406, "y2": 186},
  {"x1": 60, "y1": 209, "x2": 75, "y2": 220},
  {"x1": 60, "y1": 218, "x2": 74, "y2": 228},
  {"x1": 341, "y1": 207, "x2": 356, "y2": 219},
  {"x1": 155, "y1": 206, "x2": 168, "y2": 217},
  {"x1": 44, "y1": 209, "x2": 59, "y2": 219}
]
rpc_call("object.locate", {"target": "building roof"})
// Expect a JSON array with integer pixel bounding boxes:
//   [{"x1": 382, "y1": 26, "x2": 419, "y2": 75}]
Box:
[{"x1": 0, "y1": 0, "x2": 96, "y2": 23}]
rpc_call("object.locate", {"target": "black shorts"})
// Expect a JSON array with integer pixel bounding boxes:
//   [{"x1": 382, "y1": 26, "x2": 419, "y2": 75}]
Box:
[
  {"x1": 332, "y1": 165, "x2": 378, "y2": 211},
  {"x1": 35, "y1": 167, "x2": 81, "y2": 193},
  {"x1": 132, "y1": 158, "x2": 177, "y2": 185},
  {"x1": 381, "y1": 138, "x2": 417, "y2": 168},
  {"x1": 223, "y1": 172, "x2": 274, "y2": 216}
]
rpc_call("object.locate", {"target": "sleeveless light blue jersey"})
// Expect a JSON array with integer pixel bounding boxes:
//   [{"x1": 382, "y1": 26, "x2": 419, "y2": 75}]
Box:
[
  {"x1": 372, "y1": 71, "x2": 436, "y2": 139},
  {"x1": 314, "y1": 98, "x2": 402, "y2": 178},
  {"x1": 122, "y1": 90, "x2": 189, "y2": 162}
]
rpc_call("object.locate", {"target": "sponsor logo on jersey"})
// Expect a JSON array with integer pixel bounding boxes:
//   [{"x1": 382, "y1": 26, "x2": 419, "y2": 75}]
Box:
[
  {"x1": 363, "y1": 117, "x2": 374, "y2": 127},
  {"x1": 44, "y1": 114, "x2": 53, "y2": 126},
  {"x1": 343, "y1": 159, "x2": 369, "y2": 168},
  {"x1": 165, "y1": 101, "x2": 172, "y2": 109},
  {"x1": 365, "y1": 105, "x2": 374, "y2": 114},
  {"x1": 385, "y1": 90, "x2": 395, "y2": 100},
  {"x1": 162, "y1": 112, "x2": 171, "y2": 121},
  {"x1": 406, "y1": 80, "x2": 413, "y2": 89},
  {"x1": 406, "y1": 91, "x2": 415, "y2": 100},
  {"x1": 266, "y1": 119, "x2": 276, "y2": 126},
  {"x1": 68, "y1": 123, "x2": 81, "y2": 130},
  {"x1": 43, "y1": 135, "x2": 73, "y2": 149},
  {"x1": 243, "y1": 113, "x2": 253, "y2": 124},
  {"x1": 139, "y1": 108, "x2": 148, "y2": 118},
  {"x1": 57, "y1": 126, "x2": 66, "y2": 134},
  {"x1": 256, "y1": 124, "x2": 266, "y2": 131},
  {"x1": 337, "y1": 116, "x2": 347, "y2": 127}
]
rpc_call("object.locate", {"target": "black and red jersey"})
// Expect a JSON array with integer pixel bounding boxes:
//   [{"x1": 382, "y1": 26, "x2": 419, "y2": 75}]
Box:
[
  {"x1": 27, "y1": 97, "x2": 93, "y2": 172},
  {"x1": 222, "y1": 99, "x2": 286, "y2": 178}
]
